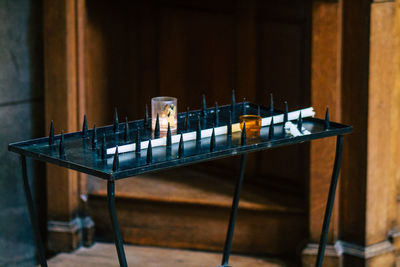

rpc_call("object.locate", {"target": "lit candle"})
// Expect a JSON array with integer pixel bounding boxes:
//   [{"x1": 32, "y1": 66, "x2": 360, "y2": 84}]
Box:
[{"x1": 151, "y1": 96, "x2": 177, "y2": 132}]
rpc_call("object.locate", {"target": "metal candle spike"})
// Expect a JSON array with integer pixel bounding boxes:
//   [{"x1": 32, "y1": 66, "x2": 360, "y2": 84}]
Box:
[
  {"x1": 92, "y1": 124, "x2": 97, "y2": 149},
  {"x1": 82, "y1": 115, "x2": 88, "y2": 138},
  {"x1": 324, "y1": 107, "x2": 330, "y2": 130},
  {"x1": 241, "y1": 122, "x2": 246, "y2": 145},
  {"x1": 269, "y1": 93, "x2": 274, "y2": 115},
  {"x1": 135, "y1": 129, "x2": 141, "y2": 155},
  {"x1": 101, "y1": 134, "x2": 106, "y2": 160},
  {"x1": 144, "y1": 104, "x2": 149, "y2": 128},
  {"x1": 242, "y1": 98, "x2": 246, "y2": 115},
  {"x1": 297, "y1": 112, "x2": 303, "y2": 133},
  {"x1": 231, "y1": 89, "x2": 236, "y2": 115},
  {"x1": 49, "y1": 120, "x2": 54, "y2": 145},
  {"x1": 59, "y1": 131, "x2": 65, "y2": 159},
  {"x1": 112, "y1": 146, "x2": 119, "y2": 172},
  {"x1": 202, "y1": 94, "x2": 207, "y2": 117},
  {"x1": 146, "y1": 139, "x2": 152, "y2": 164},
  {"x1": 178, "y1": 133, "x2": 184, "y2": 158},
  {"x1": 196, "y1": 116, "x2": 201, "y2": 149},
  {"x1": 210, "y1": 127, "x2": 216, "y2": 152},
  {"x1": 113, "y1": 108, "x2": 119, "y2": 133},
  {"x1": 184, "y1": 107, "x2": 190, "y2": 131},
  {"x1": 214, "y1": 102, "x2": 219, "y2": 126},
  {"x1": 124, "y1": 117, "x2": 129, "y2": 142},
  {"x1": 284, "y1": 101, "x2": 289, "y2": 123},
  {"x1": 227, "y1": 111, "x2": 232, "y2": 137},
  {"x1": 166, "y1": 123, "x2": 172, "y2": 148},
  {"x1": 227, "y1": 111, "x2": 232, "y2": 146},
  {"x1": 154, "y1": 113, "x2": 160, "y2": 139},
  {"x1": 269, "y1": 117, "x2": 274, "y2": 140}
]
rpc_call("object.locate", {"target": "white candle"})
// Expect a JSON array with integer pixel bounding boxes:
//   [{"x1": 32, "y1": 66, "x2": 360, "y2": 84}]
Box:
[
  {"x1": 284, "y1": 121, "x2": 311, "y2": 137},
  {"x1": 106, "y1": 107, "x2": 315, "y2": 155}
]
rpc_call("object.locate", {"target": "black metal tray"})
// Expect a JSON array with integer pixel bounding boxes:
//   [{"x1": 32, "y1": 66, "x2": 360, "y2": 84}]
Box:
[{"x1": 8, "y1": 102, "x2": 352, "y2": 180}]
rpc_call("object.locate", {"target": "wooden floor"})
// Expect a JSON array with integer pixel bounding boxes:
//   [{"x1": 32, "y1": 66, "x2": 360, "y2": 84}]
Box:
[{"x1": 48, "y1": 243, "x2": 289, "y2": 267}]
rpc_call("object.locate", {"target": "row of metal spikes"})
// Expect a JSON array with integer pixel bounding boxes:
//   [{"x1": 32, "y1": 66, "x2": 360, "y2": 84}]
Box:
[
  {"x1": 48, "y1": 92, "x2": 331, "y2": 166},
  {"x1": 110, "y1": 105, "x2": 331, "y2": 172},
  {"x1": 53, "y1": 110, "x2": 330, "y2": 170},
  {"x1": 49, "y1": 90, "x2": 271, "y2": 146}
]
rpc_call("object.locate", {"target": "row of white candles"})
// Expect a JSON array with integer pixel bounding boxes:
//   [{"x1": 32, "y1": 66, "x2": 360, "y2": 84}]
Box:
[{"x1": 106, "y1": 107, "x2": 315, "y2": 155}]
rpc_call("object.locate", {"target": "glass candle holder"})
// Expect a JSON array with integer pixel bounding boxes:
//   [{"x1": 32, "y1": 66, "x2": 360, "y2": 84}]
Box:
[
  {"x1": 239, "y1": 115, "x2": 262, "y2": 138},
  {"x1": 151, "y1": 96, "x2": 178, "y2": 132}
]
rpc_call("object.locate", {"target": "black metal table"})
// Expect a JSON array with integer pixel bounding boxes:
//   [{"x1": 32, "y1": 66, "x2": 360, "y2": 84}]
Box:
[{"x1": 9, "y1": 100, "x2": 352, "y2": 267}]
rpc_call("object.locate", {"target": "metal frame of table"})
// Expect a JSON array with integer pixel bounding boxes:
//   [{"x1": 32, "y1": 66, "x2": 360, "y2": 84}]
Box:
[{"x1": 9, "y1": 101, "x2": 351, "y2": 267}]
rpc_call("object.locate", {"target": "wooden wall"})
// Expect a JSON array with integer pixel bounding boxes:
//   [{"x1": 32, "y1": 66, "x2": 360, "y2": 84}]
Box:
[{"x1": 84, "y1": 0, "x2": 312, "y2": 194}]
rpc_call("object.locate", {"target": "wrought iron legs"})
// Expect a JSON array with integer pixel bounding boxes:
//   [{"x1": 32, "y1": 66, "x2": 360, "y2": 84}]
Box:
[
  {"x1": 315, "y1": 135, "x2": 344, "y2": 267},
  {"x1": 20, "y1": 155, "x2": 127, "y2": 267},
  {"x1": 218, "y1": 135, "x2": 343, "y2": 267},
  {"x1": 20, "y1": 134, "x2": 343, "y2": 267},
  {"x1": 20, "y1": 155, "x2": 48, "y2": 267},
  {"x1": 107, "y1": 180, "x2": 128, "y2": 267},
  {"x1": 220, "y1": 154, "x2": 248, "y2": 267}
]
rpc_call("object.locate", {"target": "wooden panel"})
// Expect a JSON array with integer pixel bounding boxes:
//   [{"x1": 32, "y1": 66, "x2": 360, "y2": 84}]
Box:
[
  {"x1": 253, "y1": 1, "x2": 311, "y2": 188},
  {"x1": 86, "y1": 0, "x2": 145, "y2": 125},
  {"x1": 394, "y1": 0, "x2": 400, "y2": 248},
  {"x1": 44, "y1": 0, "x2": 80, "y2": 221},
  {"x1": 85, "y1": 0, "x2": 238, "y2": 124},
  {"x1": 157, "y1": 2, "x2": 244, "y2": 178},
  {"x1": 88, "y1": 168, "x2": 305, "y2": 212},
  {"x1": 366, "y1": 1, "x2": 396, "y2": 246},
  {"x1": 339, "y1": 0, "x2": 370, "y2": 246},
  {"x1": 309, "y1": 0, "x2": 341, "y2": 244},
  {"x1": 255, "y1": 21, "x2": 310, "y2": 182},
  {"x1": 77, "y1": 0, "x2": 89, "y2": 216},
  {"x1": 85, "y1": 1, "x2": 110, "y2": 126},
  {"x1": 89, "y1": 197, "x2": 306, "y2": 256},
  {"x1": 84, "y1": 0, "x2": 312, "y2": 197},
  {"x1": 340, "y1": 2, "x2": 397, "y2": 265},
  {"x1": 158, "y1": 5, "x2": 236, "y2": 109}
]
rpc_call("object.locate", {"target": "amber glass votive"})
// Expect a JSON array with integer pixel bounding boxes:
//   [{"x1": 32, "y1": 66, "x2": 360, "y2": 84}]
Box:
[
  {"x1": 151, "y1": 96, "x2": 178, "y2": 132},
  {"x1": 240, "y1": 115, "x2": 262, "y2": 138}
]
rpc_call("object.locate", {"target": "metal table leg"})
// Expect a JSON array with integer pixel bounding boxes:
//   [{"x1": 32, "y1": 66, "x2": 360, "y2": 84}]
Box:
[
  {"x1": 107, "y1": 180, "x2": 128, "y2": 267},
  {"x1": 315, "y1": 135, "x2": 344, "y2": 267},
  {"x1": 20, "y1": 155, "x2": 48, "y2": 267},
  {"x1": 219, "y1": 154, "x2": 248, "y2": 267}
]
